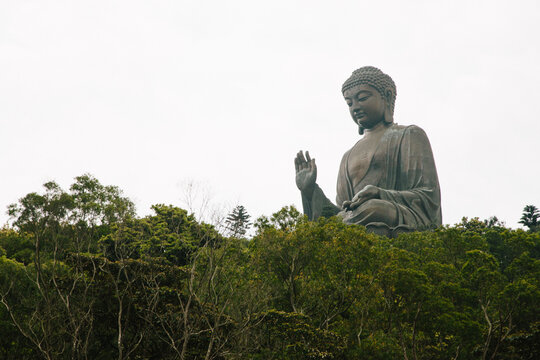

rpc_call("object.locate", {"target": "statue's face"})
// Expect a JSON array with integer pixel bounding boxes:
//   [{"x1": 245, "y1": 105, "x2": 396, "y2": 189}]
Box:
[{"x1": 343, "y1": 84, "x2": 386, "y2": 130}]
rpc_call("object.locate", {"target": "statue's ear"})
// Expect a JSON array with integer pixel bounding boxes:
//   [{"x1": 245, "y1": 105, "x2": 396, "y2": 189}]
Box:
[
  {"x1": 383, "y1": 89, "x2": 394, "y2": 124},
  {"x1": 385, "y1": 89, "x2": 393, "y2": 103}
]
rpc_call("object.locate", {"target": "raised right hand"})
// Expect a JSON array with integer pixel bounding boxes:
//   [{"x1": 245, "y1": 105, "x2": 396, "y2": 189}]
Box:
[{"x1": 295, "y1": 150, "x2": 317, "y2": 193}]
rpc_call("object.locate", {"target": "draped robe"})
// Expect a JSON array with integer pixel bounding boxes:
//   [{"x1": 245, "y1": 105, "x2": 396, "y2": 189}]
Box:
[{"x1": 301, "y1": 124, "x2": 441, "y2": 237}]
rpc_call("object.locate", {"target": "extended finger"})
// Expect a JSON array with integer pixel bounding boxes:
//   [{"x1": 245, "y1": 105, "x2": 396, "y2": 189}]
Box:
[
  {"x1": 296, "y1": 151, "x2": 305, "y2": 169},
  {"x1": 349, "y1": 197, "x2": 366, "y2": 210},
  {"x1": 299, "y1": 151, "x2": 307, "y2": 163},
  {"x1": 351, "y1": 188, "x2": 366, "y2": 202},
  {"x1": 299, "y1": 151, "x2": 309, "y2": 169},
  {"x1": 306, "y1": 151, "x2": 311, "y2": 162},
  {"x1": 294, "y1": 157, "x2": 299, "y2": 171}
]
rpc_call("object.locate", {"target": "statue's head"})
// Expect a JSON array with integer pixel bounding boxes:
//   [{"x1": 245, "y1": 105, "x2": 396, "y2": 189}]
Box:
[{"x1": 342, "y1": 66, "x2": 396, "y2": 134}]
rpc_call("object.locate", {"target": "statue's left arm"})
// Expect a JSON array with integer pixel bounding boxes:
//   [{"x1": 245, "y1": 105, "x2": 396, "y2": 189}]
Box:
[{"x1": 378, "y1": 125, "x2": 442, "y2": 229}]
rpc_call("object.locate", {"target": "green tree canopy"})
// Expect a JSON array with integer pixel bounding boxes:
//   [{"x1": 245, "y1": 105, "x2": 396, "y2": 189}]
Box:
[
  {"x1": 519, "y1": 205, "x2": 540, "y2": 232},
  {"x1": 225, "y1": 205, "x2": 251, "y2": 237}
]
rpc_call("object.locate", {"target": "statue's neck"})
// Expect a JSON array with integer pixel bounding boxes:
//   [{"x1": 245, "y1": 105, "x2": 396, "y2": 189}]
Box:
[{"x1": 363, "y1": 121, "x2": 390, "y2": 139}]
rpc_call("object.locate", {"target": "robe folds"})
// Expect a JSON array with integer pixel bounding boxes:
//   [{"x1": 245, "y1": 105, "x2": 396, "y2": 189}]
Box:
[{"x1": 301, "y1": 124, "x2": 442, "y2": 237}]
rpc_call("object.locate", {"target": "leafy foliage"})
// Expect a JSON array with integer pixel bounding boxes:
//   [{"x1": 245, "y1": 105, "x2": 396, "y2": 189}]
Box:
[
  {"x1": 519, "y1": 205, "x2": 540, "y2": 232},
  {"x1": 1, "y1": 178, "x2": 539, "y2": 359},
  {"x1": 100, "y1": 204, "x2": 223, "y2": 265},
  {"x1": 225, "y1": 205, "x2": 251, "y2": 237}
]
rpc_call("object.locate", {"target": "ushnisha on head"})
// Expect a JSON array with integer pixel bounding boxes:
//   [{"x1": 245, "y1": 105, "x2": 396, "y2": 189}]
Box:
[{"x1": 342, "y1": 66, "x2": 397, "y2": 134}]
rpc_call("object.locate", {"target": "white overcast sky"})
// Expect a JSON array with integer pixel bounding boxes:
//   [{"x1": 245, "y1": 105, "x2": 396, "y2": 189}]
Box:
[{"x1": 1, "y1": 0, "x2": 539, "y2": 228}]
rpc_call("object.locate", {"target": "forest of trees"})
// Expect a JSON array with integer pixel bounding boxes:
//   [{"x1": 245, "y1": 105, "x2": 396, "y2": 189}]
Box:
[{"x1": 1, "y1": 175, "x2": 539, "y2": 359}]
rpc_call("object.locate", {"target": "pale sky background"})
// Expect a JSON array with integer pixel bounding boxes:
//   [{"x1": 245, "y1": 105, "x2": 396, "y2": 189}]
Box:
[{"x1": 1, "y1": 0, "x2": 539, "y2": 229}]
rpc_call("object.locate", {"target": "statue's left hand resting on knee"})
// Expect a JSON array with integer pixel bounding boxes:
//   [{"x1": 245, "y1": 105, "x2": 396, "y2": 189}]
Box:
[{"x1": 341, "y1": 185, "x2": 380, "y2": 211}]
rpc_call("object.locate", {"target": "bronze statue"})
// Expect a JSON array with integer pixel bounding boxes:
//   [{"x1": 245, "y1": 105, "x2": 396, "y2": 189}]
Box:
[{"x1": 295, "y1": 66, "x2": 441, "y2": 237}]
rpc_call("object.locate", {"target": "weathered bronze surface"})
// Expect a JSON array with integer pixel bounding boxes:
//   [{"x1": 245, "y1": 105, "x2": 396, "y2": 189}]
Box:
[{"x1": 295, "y1": 66, "x2": 441, "y2": 237}]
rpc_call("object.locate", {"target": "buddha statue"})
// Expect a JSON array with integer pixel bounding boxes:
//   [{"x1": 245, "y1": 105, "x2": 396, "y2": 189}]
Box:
[{"x1": 294, "y1": 66, "x2": 442, "y2": 237}]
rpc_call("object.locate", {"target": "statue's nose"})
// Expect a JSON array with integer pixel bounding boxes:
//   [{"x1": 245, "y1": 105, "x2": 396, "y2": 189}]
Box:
[{"x1": 351, "y1": 101, "x2": 362, "y2": 111}]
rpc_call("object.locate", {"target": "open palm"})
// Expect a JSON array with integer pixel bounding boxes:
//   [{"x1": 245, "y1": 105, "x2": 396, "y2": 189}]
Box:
[{"x1": 295, "y1": 151, "x2": 317, "y2": 192}]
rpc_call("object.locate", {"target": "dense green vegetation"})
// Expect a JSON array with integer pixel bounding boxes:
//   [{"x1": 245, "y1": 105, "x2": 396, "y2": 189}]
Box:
[{"x1": 1, "y1": 175, "x2": 539, "y2": 359}]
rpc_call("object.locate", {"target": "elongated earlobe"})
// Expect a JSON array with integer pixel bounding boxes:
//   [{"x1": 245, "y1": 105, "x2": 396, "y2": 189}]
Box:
[
  {"x1": 383, "y1": 89, "x2": 394, "y2": 124},
  {"x1": 384, "y1": 106, "x2": 393, "y2": 125},
  {"x1": 358, "y1": 124, "x2": 365, "y2": 135}
]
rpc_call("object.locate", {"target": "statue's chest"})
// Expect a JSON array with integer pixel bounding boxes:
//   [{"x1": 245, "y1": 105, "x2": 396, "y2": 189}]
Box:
[{"x1": 347, "y1": 136, "x2": 385, "y2": 186}]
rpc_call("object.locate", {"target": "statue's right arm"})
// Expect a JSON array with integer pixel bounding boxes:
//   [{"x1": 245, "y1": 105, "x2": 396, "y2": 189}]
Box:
[
  {"x1": 301, "y1": 185, "x2": 340, "y2": 220},
  {"x1": 295, "y1": 151, "x2": 340, "y2": 220},
  {"x1": 295, "y1": 150, "x2": 316, "y2": 197}
]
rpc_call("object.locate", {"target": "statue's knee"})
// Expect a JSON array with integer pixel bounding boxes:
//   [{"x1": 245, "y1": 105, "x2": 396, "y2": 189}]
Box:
[
  {"x1": 361, "y1": 199, "x2": 397, "y2": 224},
  {"x1": 362, "y1": 199, "x2": 385, "y2": 208},
  {"x1": 362, "y1": 199, "x2": 388, "y2": 213},
  {"x1": 341, "y1": 199, "x2": 397, "y2": 226}
]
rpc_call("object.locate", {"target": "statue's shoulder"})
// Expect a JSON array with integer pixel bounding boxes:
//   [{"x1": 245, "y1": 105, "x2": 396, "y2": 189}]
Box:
[
  {"x1": 390, "y1": 123, "x2": 424, "y2": 132},
  {"x1": 390, "y1": 123, "x2": 429, "y2": 138},
  {"x1": 340, "y1": 147, "x2": 352, "y2": 164}
]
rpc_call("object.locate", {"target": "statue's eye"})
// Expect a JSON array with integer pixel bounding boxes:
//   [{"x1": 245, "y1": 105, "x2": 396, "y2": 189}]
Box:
[
  {"x1": 358, "y1": 95, "x2": 369, "y2": 102},
  {"x1": 346, "y1": 101, "x2": 352, "y2": 107}
]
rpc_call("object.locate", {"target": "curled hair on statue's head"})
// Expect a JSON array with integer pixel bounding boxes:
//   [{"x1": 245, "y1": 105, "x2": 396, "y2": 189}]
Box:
[{"x1": 342, "y1": 66, "x2": 397, "y2": 124}]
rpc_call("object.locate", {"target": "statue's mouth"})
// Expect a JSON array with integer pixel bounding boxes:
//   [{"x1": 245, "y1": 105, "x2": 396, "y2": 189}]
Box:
[{"x1": 354, "y1": 112, "x2": 366, "y2": 122}]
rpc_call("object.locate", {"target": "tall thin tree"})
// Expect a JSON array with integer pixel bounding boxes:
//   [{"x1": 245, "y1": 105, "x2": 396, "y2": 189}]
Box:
[
  {"x1": 225, "y1": 206, "x2": 251, "y2": 237},
  {"x1": 518, "y1": 205, "x2": 539, "y2": 232}
]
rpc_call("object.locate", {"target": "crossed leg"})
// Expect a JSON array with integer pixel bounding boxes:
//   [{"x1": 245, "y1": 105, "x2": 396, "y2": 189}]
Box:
[{"x1": 339, "y1": 199, "x2": 399, "y2": 228}]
